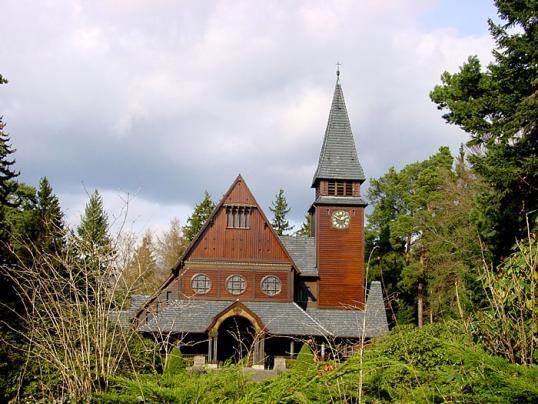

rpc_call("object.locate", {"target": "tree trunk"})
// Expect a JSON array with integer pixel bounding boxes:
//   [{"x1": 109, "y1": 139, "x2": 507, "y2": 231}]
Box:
[{"x1": 418, "y1": 282, "x2": 424, "y2": 328}]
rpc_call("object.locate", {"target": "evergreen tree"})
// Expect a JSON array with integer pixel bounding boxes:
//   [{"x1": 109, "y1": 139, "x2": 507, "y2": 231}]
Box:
[
  {"x1": 430, "y1": 0, "x2": 538, "y2": 261},
  {"x1": 35, "y1": 177, "x2": 65, "y2": 256},
  {"x1": 0, "y1": 76, "x2": 18, "y2": 209},
  {"x1": 77, "y1": 190, "x2": 110, "y2": 251},
  {"x1": 366, "y1": 147, "x2": 454, "y2": 325},
  {"x1": 270, "y1": 188, "x2": 292, "y2": 236},
  {"x1": 295, "y1": 214, "x2": 312, "y2": 237},
  {"x1": 183, "y1": 191, "x2": 215, "y2": 242},
  {"x1": 77, "y1": 190, "x2": 111, "y2": 282}
]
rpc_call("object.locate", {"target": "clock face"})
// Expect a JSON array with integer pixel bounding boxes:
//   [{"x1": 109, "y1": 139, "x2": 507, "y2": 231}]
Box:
[{"x1": 331, "y1": 210, "x2": 350, "y2": 229}]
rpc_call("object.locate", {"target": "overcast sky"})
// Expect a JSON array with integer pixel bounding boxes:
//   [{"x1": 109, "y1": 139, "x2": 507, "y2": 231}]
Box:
[{"x1": 1, "y1": 0, "x2": 497, "y2": 235}]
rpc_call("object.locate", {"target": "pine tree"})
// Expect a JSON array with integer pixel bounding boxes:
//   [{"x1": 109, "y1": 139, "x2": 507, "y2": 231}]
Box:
[
  {"x1": 35, "y1": 177, "x2": 65, "y2": 256},
  {"x1": 295, "y1": 214, "x2": 312, "y2": 237},
  {"x1": 270, "y1": 188, "x2": 293, "y2": 236},
  {"x1": 77, "y1": 190, "x2": 111, "y2": 281},
  {"x1": 78, "y1": 190, "x2": 110, "y2": 250},
  {"x1": 430, "y1": 0, "x2": 538, "y2": 261},
  {"x1": 183, "y1": 191, "x2": 215, "y2": 242},
  {"x1": 0, "y1": 76, "x2": 18, "y2": 208}
]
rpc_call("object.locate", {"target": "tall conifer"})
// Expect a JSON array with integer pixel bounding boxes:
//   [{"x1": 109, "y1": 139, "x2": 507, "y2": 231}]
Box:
[
  {"x1": 183, "y1": 191, "x2": 215, "y2": 242},
  {"x1": 270, "y1": 188, "x2": 293, "y2": 236},
  {"x1": 36, "y1": 177, "x2": 65, "y2": 256}
]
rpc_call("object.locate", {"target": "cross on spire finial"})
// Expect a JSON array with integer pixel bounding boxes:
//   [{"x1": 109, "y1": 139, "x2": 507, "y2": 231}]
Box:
[{"x1": 336, "y1": 62, "x2": 341, "y2": 78}]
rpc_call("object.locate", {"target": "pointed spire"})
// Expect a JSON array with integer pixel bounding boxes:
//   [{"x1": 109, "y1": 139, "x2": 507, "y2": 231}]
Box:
[{"x1": 312, "y1": 72, "x2": 365, "y2": 187}]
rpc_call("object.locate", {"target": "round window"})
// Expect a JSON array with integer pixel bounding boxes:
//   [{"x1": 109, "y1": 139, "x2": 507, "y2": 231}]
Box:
[
  {"x1": 226, "y1": 274, "x2": 246, "y2": 295},
  {"x1": 261, "y1": 276, "x2": 282, "y2": 296},
  {"x1": 191, "y1": 274, "x2": 211, "y2": 294}
]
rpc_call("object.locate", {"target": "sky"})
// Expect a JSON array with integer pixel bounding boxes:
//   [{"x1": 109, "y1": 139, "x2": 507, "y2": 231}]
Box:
[{"x1": 0, "y1": 0, "x2": 498, "y2": 236}]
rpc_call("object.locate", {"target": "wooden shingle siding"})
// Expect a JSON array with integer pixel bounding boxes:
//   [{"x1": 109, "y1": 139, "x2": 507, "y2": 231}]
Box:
[
  {"x1": 316, "y1": 206, "x2": 365, "y2": 308},
  {"x1": 175, "y1": 177, "x2": 295, "y2": 303},
  {"x1": 189, "y1": 180, "x2": 290, "y2": 262}
]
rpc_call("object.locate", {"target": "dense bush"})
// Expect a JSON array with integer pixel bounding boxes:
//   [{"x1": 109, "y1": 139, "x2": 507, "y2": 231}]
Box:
[
  {"x1": 164, "y1": 347, "x2": 185, "y2": 375},
  {"x1": 94, "y1": 365, "x2": 248, "y2": 403},
  {"x1": 94, "y1": 322, "x2": 538, "y2": 403}
]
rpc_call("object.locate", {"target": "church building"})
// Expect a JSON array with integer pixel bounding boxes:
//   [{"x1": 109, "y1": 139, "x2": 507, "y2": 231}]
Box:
[{"x1": 131, "y1": 72, "x2": 388, "y2": 368}]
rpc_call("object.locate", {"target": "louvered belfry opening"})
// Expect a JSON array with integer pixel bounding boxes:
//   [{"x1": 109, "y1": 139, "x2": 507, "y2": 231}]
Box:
[{"x1": 327, "y1": 180, "x2": 353, "y2": 196}]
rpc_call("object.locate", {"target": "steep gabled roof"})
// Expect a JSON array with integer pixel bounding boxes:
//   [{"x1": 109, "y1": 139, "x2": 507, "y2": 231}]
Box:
[{"x1": 312, "y1": 76, "x2": 365, "y2": 187}]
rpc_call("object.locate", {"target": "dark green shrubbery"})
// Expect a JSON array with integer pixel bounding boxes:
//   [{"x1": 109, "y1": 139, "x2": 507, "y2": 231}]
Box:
[
  {"x1": 164, "y1": 347, "x2": 185, "y2": 375},
  {"x1": 94, "y1": 365, "x2": 248, "y2": 403},
  {"x1": 94, "y1": 322, "x2": 538, "y2": 403}
]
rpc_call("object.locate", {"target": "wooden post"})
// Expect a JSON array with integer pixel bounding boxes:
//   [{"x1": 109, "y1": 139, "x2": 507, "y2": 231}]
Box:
[
  {"x1": 213, "y1": 335, "x2": 218, "y2": 364},
  {"x1": 290, "y1": 340, "x2": 295, "y2": 357},
  {"x1": 208, "y1": 336, "x2": 213, "y2": 363}
]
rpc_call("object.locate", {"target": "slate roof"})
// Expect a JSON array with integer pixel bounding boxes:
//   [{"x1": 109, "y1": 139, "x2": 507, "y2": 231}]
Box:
[
  {"x1": 139, "y1": 282, "x2": 388, "y2": 338},
  {"x1": 312, "y1": 78, "x2": 365, "y2": 187},
  {"x1": 110, "y1": 294, "x2": 151, "y2": 328},
  {"x1": 279, "y1": 235, "x2": 317, "y2": 276}
]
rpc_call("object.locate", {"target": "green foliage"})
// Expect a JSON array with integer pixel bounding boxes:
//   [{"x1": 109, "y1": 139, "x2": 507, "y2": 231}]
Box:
[
  {"x1": 0, "y1": 78, "x2": 18, "y2": 210},
  {"x1": 164, "y1": 347, "x2": 185, "y2": 375},
  {"x1": 76, "y1": 190, "x2": 112, "y2": 288},
  {"x1": 294, "y1": 214, "x2": 312, "y2": 237},
  {"x1": 473, "y1": 236, "x2": 537, "y2": 365},
  {"x1": 269, "y1": 188, "x2": 292, "y2": 236},
  {"x1": 77, "y1": 190, "x2": 110, "y2": 252},
  {"x1": 91, "y1": 322, "x2": 538, "y2": 402},
  {"x1": 293, "y1": 342, "x2": 314, "y2": 370},
  {"x1": 367, "y1": 147, "x2": 459, "y2": 324},
  {"x1": 35, "y1": 177, "x2": 65, "y2": 256},
  {"x1": 351, "y1": 322, "x2": 538, "y2": 402},
  {"x1": 94, "y1": 365, "x2": 248, "y2": 403},
  {"x1": 183, "y1": 191, "x2": 215, "y2": 242},
  {"x1": 430, "y1": 0, "x2": 538, "y2": 261},
  {"x1": 116, "y1": 336, "x2": 163, "y2": 376}
]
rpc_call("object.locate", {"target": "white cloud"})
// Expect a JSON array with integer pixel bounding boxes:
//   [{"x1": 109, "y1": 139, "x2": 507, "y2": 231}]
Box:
[{"x1": 1, "y1": 0, "x2": 496, "y2": 229}]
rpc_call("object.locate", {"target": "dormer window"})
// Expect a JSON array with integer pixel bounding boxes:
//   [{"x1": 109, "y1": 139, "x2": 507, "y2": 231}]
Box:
[
  {"x1": 327, "y1": 180, "x2": 353, "y2": 196},
  {"x1": 226, "y1": 205, "x2": 251, "y2": 228}
]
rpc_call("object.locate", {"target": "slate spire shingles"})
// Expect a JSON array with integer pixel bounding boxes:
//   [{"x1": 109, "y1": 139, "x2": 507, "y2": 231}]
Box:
[{"x1": 312, "y1": 75, "x2": 365, "y2": 187}]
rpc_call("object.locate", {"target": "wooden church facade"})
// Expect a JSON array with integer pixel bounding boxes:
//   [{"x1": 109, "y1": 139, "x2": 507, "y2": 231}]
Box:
[{"x1": 131, "y1": 73, "x2": 388, "y2": 368}]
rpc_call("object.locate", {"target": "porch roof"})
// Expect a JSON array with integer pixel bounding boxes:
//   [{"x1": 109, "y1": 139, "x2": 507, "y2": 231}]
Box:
[{"x1": 138, "y1": 282, "x2": 387, "y2": 339}]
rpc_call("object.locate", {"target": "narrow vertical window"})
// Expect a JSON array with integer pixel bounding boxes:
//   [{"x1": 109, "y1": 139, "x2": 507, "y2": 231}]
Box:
[{"x1": 226, "y1": 205, "x2": 252, "y2": 229}]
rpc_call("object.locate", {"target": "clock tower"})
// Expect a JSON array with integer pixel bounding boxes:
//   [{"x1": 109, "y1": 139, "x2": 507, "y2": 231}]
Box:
[{"x1": 310, "y1": 70, "x2": 367, "y2": 309}]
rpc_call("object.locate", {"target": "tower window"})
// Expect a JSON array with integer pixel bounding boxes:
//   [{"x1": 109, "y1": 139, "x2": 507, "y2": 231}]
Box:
[
  {"x1": 226, "y1": 206, "x2": 251, "y2": 228},
  {"x1": 327, "y1": 180, "x2": 353, "y2": 196}
]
